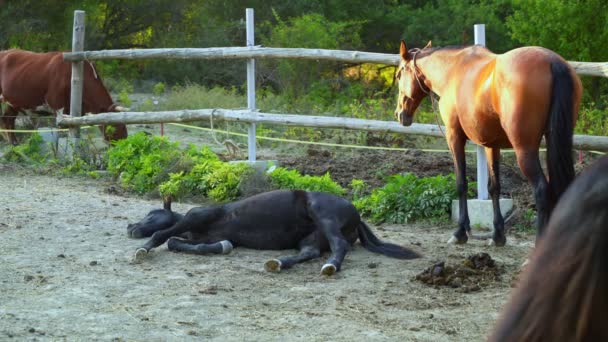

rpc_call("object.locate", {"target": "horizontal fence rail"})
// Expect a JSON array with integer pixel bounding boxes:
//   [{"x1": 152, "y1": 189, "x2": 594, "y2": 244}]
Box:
[
  {"x1": 63, "y1": 47, "x2": 608, "y2": 77},
  {"x1": 57, "y1": 109, "x2": 608, "y2": 151}
]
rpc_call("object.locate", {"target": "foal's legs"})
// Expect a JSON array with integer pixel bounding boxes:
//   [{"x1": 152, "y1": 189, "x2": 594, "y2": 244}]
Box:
[
  {"x1": 264, "y1": 232, "x2": 322, "y2": 273},
  {"x1": 486, "y1": 147, "x2": 506, "y2": 246},
  {"x1": 448, "y1": 134, "x2": 470, "y2": 244},
  {"x1": 515, "y1": 149, "x2": 550, "y2": 237}
]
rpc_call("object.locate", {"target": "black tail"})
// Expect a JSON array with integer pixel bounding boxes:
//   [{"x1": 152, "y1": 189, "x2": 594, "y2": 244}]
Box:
[
  {"x1": 546, "y1": 60, "x2": 576, "y2": 206},
  {"x1": 357, "y1": 221, "x2": 420, "y2": 259}
]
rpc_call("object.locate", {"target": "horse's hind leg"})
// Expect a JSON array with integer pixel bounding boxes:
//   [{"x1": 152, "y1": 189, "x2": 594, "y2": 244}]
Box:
[
  {"x1": 515, "y1": 149, "x2": 550, "y2": 237},
  {"x1": 264, "y1": 232, "x2": 322, "y2": 273},
  {"x1": 1, "y1": 106, "x2": 19, "y2": 145},
  {"x1": 166, "y1": 237, "x2": 233, "y2": 255},
  {"x1": 486, "y1": 147, "x2": 506, "y2": 246}
]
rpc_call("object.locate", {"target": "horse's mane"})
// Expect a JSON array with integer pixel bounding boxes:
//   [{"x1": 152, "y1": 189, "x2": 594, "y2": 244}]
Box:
[{"x1": 489, "y1": 156, "x2": 608, "y2": 341}]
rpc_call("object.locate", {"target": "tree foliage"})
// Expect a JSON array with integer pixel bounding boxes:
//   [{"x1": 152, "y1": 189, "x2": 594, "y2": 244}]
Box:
[{"x1": 1, "y1": 0, "x2": 606, "y2": 108}]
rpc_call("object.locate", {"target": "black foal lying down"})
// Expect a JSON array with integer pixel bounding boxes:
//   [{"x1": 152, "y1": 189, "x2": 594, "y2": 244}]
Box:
[
  {"x1": 128, "y1": 190, "x2": 420, "y2": 275},
  {"x1": 489, "y1": 156, "x2": 608, "y2": 341}
]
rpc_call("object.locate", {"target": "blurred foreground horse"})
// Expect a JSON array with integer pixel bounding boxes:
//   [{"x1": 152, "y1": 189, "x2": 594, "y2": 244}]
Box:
[{"x1": 489, "y1": 155, "x2": 608, "y2": 341}]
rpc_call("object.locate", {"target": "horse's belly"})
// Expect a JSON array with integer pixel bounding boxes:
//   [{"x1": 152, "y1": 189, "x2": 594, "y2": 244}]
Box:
[
  {"x1": 461, "y1": 113, "x2": 512, "y2": 148},
  {"x1": 205, "y1": 220, "x2": 315, "y2": 250}
]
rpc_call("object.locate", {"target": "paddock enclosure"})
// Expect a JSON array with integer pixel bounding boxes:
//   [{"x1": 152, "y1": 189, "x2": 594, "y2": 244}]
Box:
[{"x1": 0, "y1": 163, "x2": 532, "y2": 341}]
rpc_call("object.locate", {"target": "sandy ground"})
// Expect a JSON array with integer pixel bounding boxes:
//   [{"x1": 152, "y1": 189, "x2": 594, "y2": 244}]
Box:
[{"x1": 0, "y1": 168, "x2": 533, "y2": 341}]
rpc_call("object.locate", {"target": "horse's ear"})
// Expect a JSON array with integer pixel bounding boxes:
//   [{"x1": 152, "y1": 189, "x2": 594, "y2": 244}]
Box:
[
  {"x1": 163, "y1": 195, "x2": 172, "y2": 211},
  {"x1": 424, "y1": 40, "x2": 432, "y2": 49},
  {"x1": 400, "y1": 40, "x2": 410, "y2": 60}
]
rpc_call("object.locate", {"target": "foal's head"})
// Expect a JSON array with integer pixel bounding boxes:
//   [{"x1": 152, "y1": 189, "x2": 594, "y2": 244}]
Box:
[
  {"x1": 394, "y1": 40, "x2": 432, "y2": 126},
  {"x1": 489, "y1": 156, "x2": 608, "y2": 341}
]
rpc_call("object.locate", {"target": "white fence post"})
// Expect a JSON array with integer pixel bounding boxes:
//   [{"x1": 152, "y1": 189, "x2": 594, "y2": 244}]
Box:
[
  {"x1": 69, "y1": 10, "x2": 85, "y2": 152},
  {"x1": 474, "y1": 24, "x2": 489, "y2": 200},
  {"x1": 246, "y1": 8, "x2": 256, "y2": 162}
]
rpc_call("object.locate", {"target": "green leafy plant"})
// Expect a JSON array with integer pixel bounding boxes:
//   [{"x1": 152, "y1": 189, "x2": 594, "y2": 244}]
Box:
[
  {"x1": 3, "y1": 133, "x2": 48, "y2": 164},
  {"x1": 107, "y1": 132, "x2": 183, "y2": 194},
  {"x1": 268, "y1": 167, "x2": 345, "y2": 196},
  {"x1": 354, "y1": 172, "x2": 475, "y2": 224}
]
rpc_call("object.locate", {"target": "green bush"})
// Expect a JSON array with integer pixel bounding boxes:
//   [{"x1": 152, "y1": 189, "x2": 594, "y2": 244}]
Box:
[
  {"x1": 268, "y1": 167, "x2": 345, "y2": 196},
  {"x1": 107, "y1": 132, "x2": 183, "y2": 194},
  {"x1": 576, "y1": 105, "x2": 608, "y2": 136},
  {"x1": 354, "y1": 173, "x2": 475, "y2": 224},
  {"x1": 3, "y1": 133, "x2": 47, "y2": 164}
]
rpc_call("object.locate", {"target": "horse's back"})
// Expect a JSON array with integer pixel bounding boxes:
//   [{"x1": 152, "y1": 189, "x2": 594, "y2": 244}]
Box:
[
  {"x1": 0, "y1": 49, "x2": 67, "y2": 109},
  {"x1": 205, "y1": 190, "x2": 316, "y2": 249}
]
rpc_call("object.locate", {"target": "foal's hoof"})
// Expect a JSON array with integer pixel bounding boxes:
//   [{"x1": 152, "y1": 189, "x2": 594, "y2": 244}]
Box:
[
  {"x1": 264, "y1": 259, "x2": 282, "y2": 273},
  {"x1": 133, "y1": 248, "x2": 148, "y2": 262},
  {"x1": 320, "y1": 264, "x2": 337, "y2": 276},
  {"x1": 447, "y1": 235, "x2": 468, "y2": 245}
]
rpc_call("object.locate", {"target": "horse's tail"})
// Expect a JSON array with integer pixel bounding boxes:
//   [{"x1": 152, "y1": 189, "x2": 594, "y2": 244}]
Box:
[
  {"x1": 357, "y1": 221, "x2": 420, "y2": 259},
  {"x1": 546, "y1": 59, "x2": 576, "y2": 205}
]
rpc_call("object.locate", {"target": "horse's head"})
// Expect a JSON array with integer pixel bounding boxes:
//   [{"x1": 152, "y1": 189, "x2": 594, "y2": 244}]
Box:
[
  {"x1": 127, "y1": 196, "x2": 183, "y2": 238},
  {"x1": 394, "y1": 40, "x2": 432, "y2": 126}
]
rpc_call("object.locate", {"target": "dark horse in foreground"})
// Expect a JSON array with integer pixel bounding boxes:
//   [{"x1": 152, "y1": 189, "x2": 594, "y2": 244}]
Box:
[
  {"x1": 394, "y1": 40, "x2": 582, "y2": 246},
  {"x1": 0, "y1": 49, "x2": 128, "y2": 145},
  {"x1": 489, "y1": 156, "x2": 608, "y2": 341},
  {"x1": 128, "y1": 190, "x2": 420, "y2": 275}
]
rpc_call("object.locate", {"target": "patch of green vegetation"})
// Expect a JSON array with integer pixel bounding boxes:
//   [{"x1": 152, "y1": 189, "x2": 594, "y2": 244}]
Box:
[
  {"x1": 354, "y1": 172, "x2": 475, "y2": 224},
  {"x1": 513, "y1": 208, "x2": 536, "y2": 233},
  {"x1": 267, "y1": 167, "x2": 345, "y2": 196},
  {"x1": 3, "y1": 133, "x2": 48, "y2": 164}
]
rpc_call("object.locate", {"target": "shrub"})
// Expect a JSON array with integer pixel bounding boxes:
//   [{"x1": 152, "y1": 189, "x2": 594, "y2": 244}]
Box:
[
  {"x1": 354, "y1": 172, "x2": 475, "y2": 224},
  {"x1": 268, "y1": 167, "x2": 345, "y2": 196},
  {"x1": 3, "y1": 133, "x2": 47, "y2": 164},
  {"x1": 106, "y1": 132, "x2": 183, "y2": 194}
]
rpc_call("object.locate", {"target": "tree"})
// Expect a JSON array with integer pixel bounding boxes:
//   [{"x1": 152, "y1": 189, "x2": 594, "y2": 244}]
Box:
[{"x1": 507, "y1": 0, "x2": 608, "y2": 105}]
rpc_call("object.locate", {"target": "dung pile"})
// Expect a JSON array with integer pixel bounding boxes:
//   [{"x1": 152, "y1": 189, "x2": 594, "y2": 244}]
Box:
[{"x1": 414, "y1": 253, "x2": 502, "y2": 293}]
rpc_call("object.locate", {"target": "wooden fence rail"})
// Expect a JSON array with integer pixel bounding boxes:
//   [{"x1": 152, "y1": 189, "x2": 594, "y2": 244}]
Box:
[
  {"x1": 63, "y1": 47, "x2": 608, "y2": 77},
  {"x1": 57, "y1": 109, "x2": 608, "y2": 152}
]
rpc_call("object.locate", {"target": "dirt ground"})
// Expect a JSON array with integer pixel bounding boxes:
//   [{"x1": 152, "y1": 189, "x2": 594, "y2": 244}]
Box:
[{"x1": 1, "y1": 166, "x2": 533, "y2": 341}]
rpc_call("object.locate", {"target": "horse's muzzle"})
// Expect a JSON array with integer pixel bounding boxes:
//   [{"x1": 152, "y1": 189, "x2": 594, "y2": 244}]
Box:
[{"x1": 397, "y1": 110, "x2": 413, "y2": 126}]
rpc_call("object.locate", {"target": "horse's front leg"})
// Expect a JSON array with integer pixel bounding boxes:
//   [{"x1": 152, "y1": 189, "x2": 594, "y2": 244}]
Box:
[
  {"x1": 166, "y1": 237, "x2": 233, "y2": 255},
  {"x1": 486, "y1": 147, "x2": 506, "y2": 246},
  {"x1": 447, "y1": 134, "x2": 470, "y2": 244},
  {"x1": 134, "y1": 207, "x2": 221, "y2": 261}
]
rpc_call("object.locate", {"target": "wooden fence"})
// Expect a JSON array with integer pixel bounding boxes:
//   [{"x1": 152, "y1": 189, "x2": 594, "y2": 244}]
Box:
[{"x1": 58, "y1": 10, "x2": 608, "y2": 153}]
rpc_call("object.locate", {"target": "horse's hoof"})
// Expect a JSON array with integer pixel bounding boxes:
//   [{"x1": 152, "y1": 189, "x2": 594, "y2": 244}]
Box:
[
  {"x1": 133, "y1": 248, "x2": 148, "y2": 262},
  {"x1": 220, "y1": 240, "x2": 233, "y2": 255},
  {"x1": 488, "y1": 237, "x2": 507, "y2": 247},
  {"x1": 447, "y1": 235, "x2": 467, "y2": 245},
  {"x1": 264, "y1": 259, "x2": 282, "y2": 273},
  {"x1": 320, "y1": 264, "x2": 337, "y2": 276}
]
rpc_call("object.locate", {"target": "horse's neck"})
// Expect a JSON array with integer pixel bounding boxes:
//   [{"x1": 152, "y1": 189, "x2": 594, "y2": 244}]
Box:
[{"x1": 420, "y1": 47, "x2": 494, "y2": 96}]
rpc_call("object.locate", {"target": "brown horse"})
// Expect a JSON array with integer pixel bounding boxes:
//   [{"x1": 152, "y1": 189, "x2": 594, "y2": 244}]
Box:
[
  {"x1": 394, "y1": 40, "x2": 583, "y2": 246},
  {"x1": 0, "y1": 49, "x2": 128, "y2": 145},
  {"x1": 489, "y1": 155, "x2": 608, "y2": 341}
]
